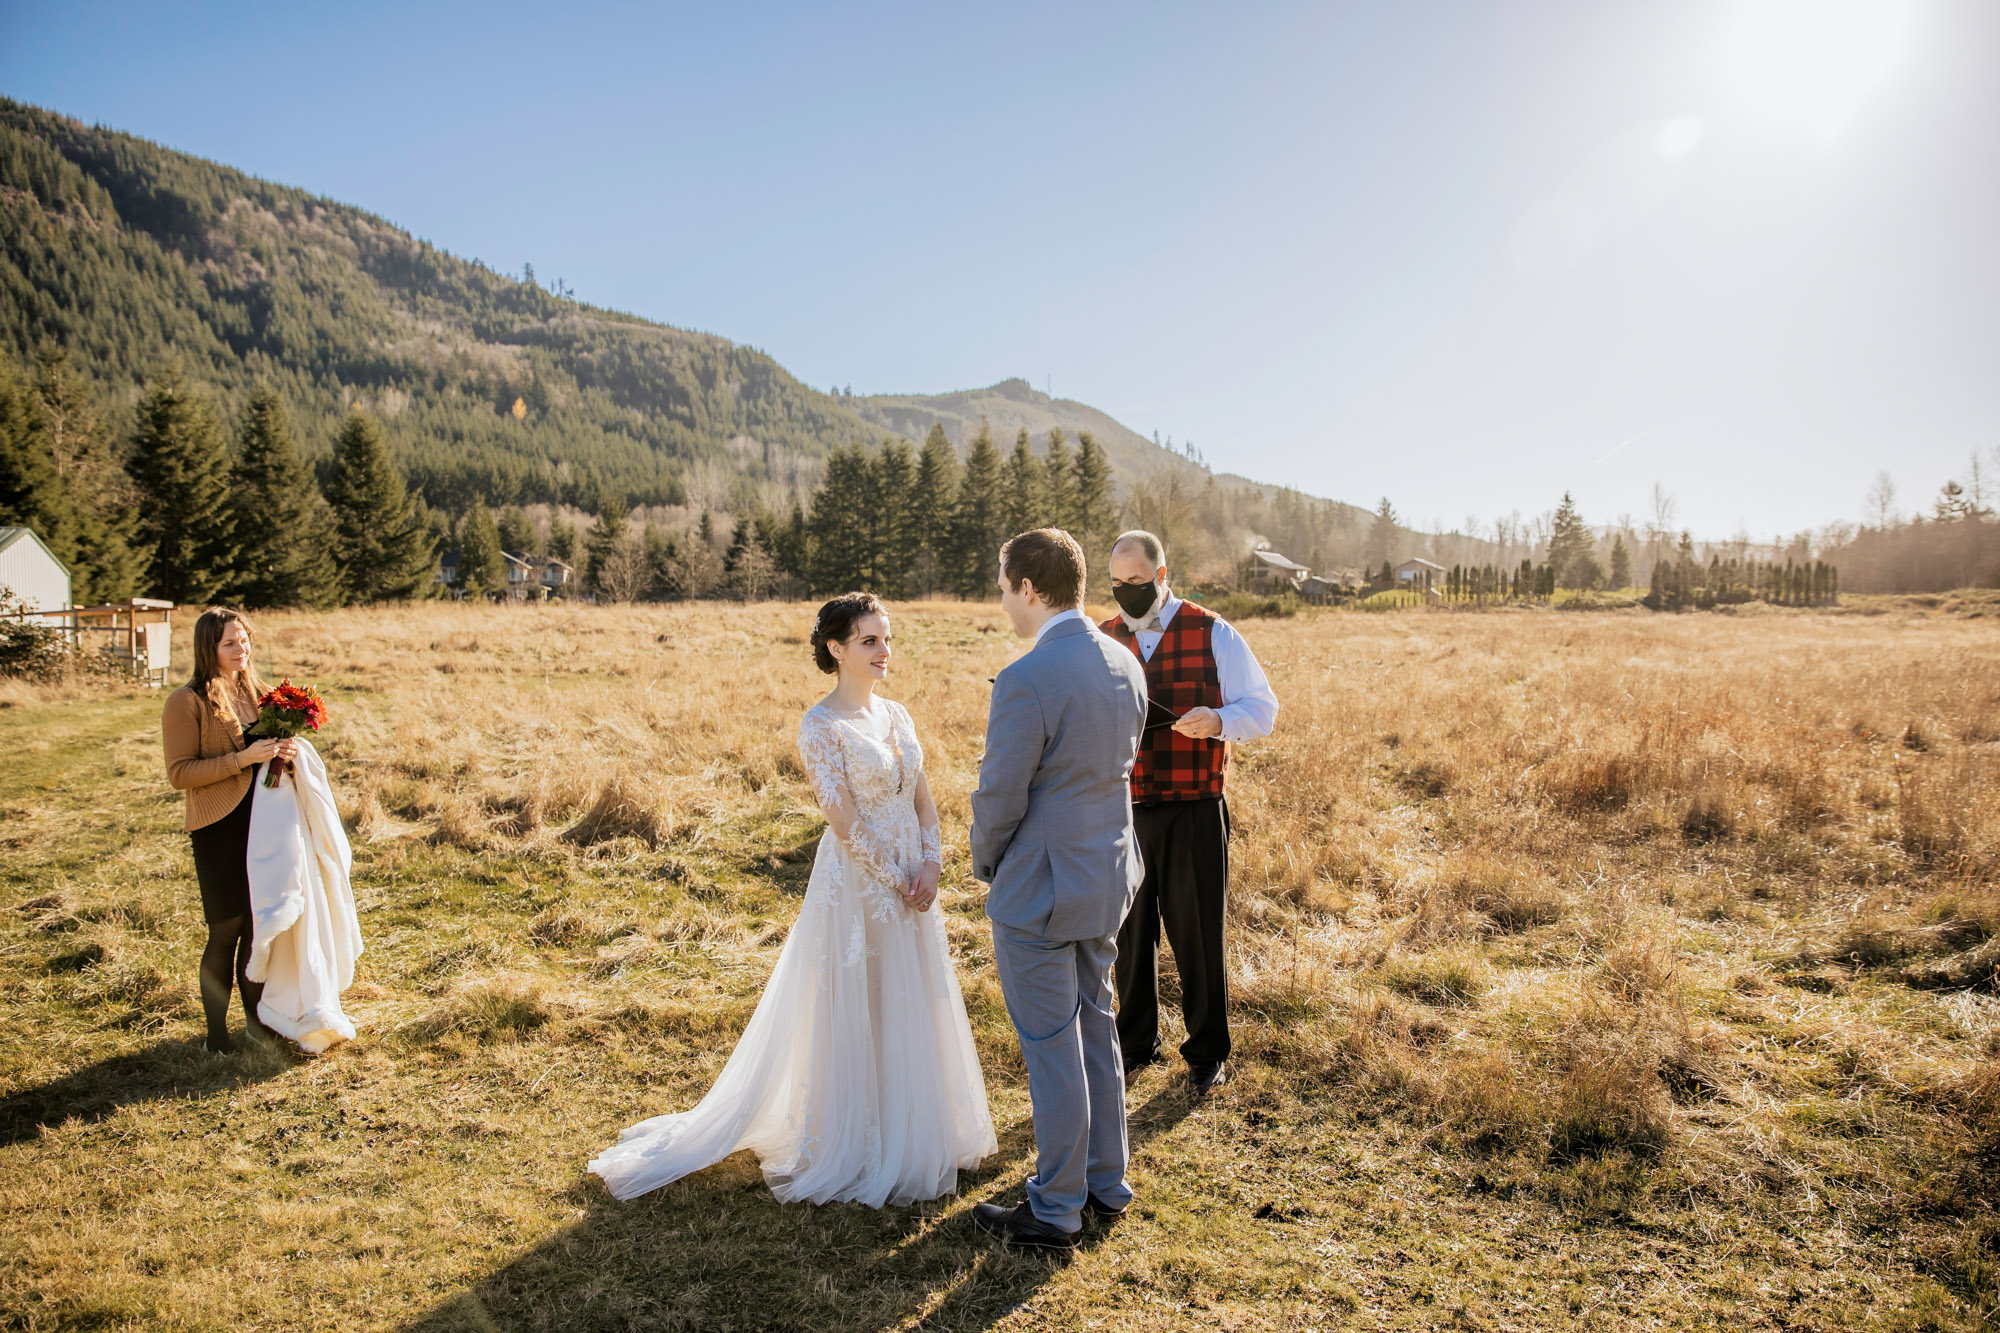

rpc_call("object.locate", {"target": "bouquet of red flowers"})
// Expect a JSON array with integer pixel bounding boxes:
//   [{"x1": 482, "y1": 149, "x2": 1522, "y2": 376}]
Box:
[{"x1": 245, "y1": 679, "x2": 330, "y2": 788}]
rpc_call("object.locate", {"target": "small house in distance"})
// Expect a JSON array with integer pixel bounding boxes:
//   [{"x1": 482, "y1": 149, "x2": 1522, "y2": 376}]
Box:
[
  {"x1": 509, "y1": 552, "x2": 573, "y2": 599},
  {"x1": 0, "y1": 526, "x2": 70, "y2": 625},
  {"x1": 1247, "y1": 549, "x2": 1310, "y2": 593},
  {"x1": 438, "y1": 549, "x2": 575, "y2": 600},
  {"x1": 1302, "y1": 570, "x2": 1361, "y2": 605},
  {"x1": 1394, "y1": 557, "x2": 1445, "y2": 586}
]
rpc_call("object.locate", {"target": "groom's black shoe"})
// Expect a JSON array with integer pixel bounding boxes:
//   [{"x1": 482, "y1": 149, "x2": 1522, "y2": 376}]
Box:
[
  {"x1": 972, "y1": 1202, "x2": 1078, "y2": 1251},
  {"x1": 1189, "y1": 1061, "x2": 1229, "y2": 1096},
  {"x1": 1084, "y1": 1193, "x2": 1128, "y2": 1221}
]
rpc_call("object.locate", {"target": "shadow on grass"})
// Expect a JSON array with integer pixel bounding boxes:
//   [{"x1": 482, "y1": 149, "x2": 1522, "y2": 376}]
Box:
[
  {"x1": 394, "y1": 1087, "x2": 1201, "y2": 1333},
  {"x1": 0, "y1": 1035, "x2": 290, "y2": 1147}
]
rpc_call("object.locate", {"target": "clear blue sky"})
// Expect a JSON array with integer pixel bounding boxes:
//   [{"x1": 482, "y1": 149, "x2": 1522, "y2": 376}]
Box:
[{"x1": 5, "y1": 0, "x2": 1996, "y2": 539}]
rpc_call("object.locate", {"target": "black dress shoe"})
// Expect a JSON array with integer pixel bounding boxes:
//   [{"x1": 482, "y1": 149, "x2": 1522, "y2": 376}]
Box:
[
  {"x1": 971, "y1": 1201, "x2": 1078, "y2": 1250},
  {"x1": 1084, "y1": 1193, "x2": 1128, "y2": 1220},
  {"x1": 1188, "y1": 1061, "x2": 1228, "y2": 1095}
]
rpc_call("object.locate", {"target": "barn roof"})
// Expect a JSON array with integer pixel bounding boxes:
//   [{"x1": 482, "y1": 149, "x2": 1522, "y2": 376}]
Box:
[
  {"x1": 0, "y1": 526, "x2": 71, "y2": 577},
  {"x1": 1250, "y1": 549, "x2": 1309, "y2": 572}
]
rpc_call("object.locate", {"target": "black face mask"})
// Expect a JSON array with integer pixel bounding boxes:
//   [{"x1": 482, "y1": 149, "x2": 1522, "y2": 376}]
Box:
[{"x1": 1114, "y1": 579, "x2": 1162, "y2": 621}]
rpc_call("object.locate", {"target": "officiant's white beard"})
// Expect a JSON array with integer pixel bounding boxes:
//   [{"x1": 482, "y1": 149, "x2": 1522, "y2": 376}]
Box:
[{"x1": 1117, "y1": 581, "x2": 1168, "y2": 633}]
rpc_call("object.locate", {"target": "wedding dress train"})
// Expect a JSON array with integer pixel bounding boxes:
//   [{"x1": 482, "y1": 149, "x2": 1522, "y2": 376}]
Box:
[
  {"x1": 588, "y1": 700, "x2": 996, "y2": 1206},
  {"x1": 245, "y1": 739, "x2": 362, "y2": 1053}
]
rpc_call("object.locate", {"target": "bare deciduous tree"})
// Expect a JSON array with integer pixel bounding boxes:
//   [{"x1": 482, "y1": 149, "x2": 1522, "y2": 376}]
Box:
[{"x1": 1866, "y1": 471, "x2": 1898, "y2": 530}]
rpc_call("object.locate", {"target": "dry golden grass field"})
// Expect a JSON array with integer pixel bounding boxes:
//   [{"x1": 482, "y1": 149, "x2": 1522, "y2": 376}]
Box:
[{"x1": 3, "y1": 599, "x2": 1998, "y2": 1332}]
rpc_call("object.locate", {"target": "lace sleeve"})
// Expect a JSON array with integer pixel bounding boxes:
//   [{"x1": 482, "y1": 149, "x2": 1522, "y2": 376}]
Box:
[
  {"x1": 892, "y1": 702, "x2": 943, "y2": 867},
  {"x1": 797, "y1": 709, "x2": 903, "y2": 890}
]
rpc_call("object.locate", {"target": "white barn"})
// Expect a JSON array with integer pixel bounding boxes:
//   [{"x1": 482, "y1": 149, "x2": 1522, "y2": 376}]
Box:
[
  {"x1": 0, "y1": 527, "x2": 71, "y2": 625},
  {"x1": 1394, "y1": 557, "x2": 1445, "y2": 586}
]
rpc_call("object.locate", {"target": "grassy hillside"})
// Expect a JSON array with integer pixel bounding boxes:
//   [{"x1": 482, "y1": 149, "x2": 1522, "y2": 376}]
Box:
[{"x1": 2, "y1": 603, "x2": 1995, "y2": 1330}]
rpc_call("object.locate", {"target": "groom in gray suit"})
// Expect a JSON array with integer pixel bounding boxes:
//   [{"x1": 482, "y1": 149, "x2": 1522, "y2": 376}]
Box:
[{"x1": 969, "y1": 528, "x2": 1148, "y2": 1250}]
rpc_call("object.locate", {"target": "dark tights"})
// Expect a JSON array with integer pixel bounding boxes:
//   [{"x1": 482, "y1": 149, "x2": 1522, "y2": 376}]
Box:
[{"x1": 199, "y1": 915, "x2": 265, "y2": 1052}]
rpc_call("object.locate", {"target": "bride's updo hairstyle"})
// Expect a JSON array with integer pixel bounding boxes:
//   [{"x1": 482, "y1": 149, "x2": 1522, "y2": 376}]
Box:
[{"x1": 811, "y1": 593, "x2": 887, "y2": 674}]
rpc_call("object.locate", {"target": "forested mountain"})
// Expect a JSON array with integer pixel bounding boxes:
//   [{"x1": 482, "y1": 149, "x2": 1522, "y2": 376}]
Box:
[
  {"x1": 0, "y1": 97, "x2": 881, "y2": 513},
  {"x1": 0, "y1": 96, "x2": 1442, "y2": 596}
]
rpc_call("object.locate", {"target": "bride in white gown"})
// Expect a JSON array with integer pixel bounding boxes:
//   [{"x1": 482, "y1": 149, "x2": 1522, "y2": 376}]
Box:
[{"x1": 589, "y1": 593, "x2": 997, "y2": 1206}]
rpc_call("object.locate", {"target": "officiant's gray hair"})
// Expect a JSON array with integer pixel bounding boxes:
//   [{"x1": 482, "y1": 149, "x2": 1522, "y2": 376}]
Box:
[{"x1": 1113, "y1": 530, "x2": 1166, "y2": 570}]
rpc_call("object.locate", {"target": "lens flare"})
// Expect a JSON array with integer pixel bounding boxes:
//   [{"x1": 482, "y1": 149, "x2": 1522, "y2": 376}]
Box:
[{"x1": 1726, "y1": 0, "x2": 1911, "y2": 140}]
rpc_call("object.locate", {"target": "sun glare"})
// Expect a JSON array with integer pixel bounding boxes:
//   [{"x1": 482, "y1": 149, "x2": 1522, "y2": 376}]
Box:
[{"x1": 1725, "y1": 0, "x2": 1911, "y2": 140}]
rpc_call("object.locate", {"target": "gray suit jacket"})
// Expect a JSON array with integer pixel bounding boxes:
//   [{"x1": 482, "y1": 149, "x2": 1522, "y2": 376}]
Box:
[{"x1": 971, "y1": 615, "x2": 1148, "y2": 942}]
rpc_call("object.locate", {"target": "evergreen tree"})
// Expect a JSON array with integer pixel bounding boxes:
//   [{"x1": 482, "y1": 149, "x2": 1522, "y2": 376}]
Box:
[
  {"x1": 1070, "y1": 431, "x2": 1117, "y2": 566},
  {"x1": 496, "y1": 504, "x2": 536, "y2": 554},
  {"x1": 1001, "y1": 428, "x2": 1044, "y2": 536},
  {"x1": 127, "y1": 367, "x2": 238, "y2": 604},
  {"x1": 1609, "y1": 534, "x2": 1632, "y2": 591},
  {"x1": 906, "y1": 426, "x2": 960, "y2": 597},
  {"x1": 324, "y1": 411, "x2": 433, "y2": 603},
  {"x1": 809, "y1": 446, "x2": 874, "y2": 593},
  {"x1": 1042, "y1": 427, "x2": 1076, "y2": 530},
  {"x1": 0, "y1": 357, "x2": 63, "y2": 550},
  {"x1": 872, "y1": 438, "x2": 917, "y2": 593},
  {"x1": 0, "y1": 349, "x2": 141, "y2": 605},
  {"x1": 1547, "y1": 492, "x2": 1594, "y2": 589},
  {"x1": 457, "y1": 500, "x2": 506, "y2": 596},
  {"x1": 644, "y1": 525, "x2": 682, "y2": 600},
  {"x1": 772, "y1": 500, "x2": 809, "y2": 583},
  {"x1": 1367, "y1": 497, "x2": 1399, "y2": 568},
  {"x1": 227, "y1": 387, "x2": 338, "y2": 608},
  {"x1": 585, "y1": 492, "x2": 629, "y2": 594},
  {"x1": 548, "y1": 517, "x2": 578, "y2": 565},
  {"x1": 949, "y1": 424, "x2": 1005, "y2": 598},
  {"x1": 682, "y1": 510, "x2": 722, "y2": 598},
  {"x1": 723, "y1": 518, "x2": 776, "y2": 601}
]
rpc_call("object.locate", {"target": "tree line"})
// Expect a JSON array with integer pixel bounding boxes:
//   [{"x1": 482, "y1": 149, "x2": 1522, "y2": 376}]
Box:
[
  {"x1": 1, "y1": 348, "x2": 434, "y2": 609},
  {"x1": 460, "y1": 420, "x2": 1124, "y2": 606},
  {"x1": 1815, "y1": 462, "x2": 1999, "y2": 594}
]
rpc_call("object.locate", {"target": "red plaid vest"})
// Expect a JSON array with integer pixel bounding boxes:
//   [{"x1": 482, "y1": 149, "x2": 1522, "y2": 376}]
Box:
[{"x1": 1099, "y1": 601, "x2": 1228, "y2": 803}]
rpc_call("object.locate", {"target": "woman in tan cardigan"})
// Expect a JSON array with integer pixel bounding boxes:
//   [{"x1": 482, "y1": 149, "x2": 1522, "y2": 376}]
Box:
[{"x1": 162, "y1": 607, "x2": 298, "y2": 1053}]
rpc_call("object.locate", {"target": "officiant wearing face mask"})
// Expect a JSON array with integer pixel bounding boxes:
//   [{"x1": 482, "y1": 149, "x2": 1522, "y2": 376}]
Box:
[{"x1": 1098, "y1": 530, "x2": 1278, "y2": 1096}]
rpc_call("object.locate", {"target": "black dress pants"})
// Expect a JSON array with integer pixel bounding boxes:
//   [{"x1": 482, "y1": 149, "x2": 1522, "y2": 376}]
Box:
[{"x1": 1116, "y1": 796, "x2": 1230, "y2": 1069}]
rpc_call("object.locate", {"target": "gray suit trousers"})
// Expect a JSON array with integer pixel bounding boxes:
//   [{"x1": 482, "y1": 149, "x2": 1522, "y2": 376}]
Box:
[{"x1": 990, "y1": 921, "x2": 1132, "y2": 1232}]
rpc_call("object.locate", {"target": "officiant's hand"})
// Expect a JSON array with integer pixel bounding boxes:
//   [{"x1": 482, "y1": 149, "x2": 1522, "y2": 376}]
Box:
[
  {"x1": 1172, "y1": 707, "x2": 1223, "y2": 740},
  {"x1": 905, "y1": 862, "x2": 940, "y2": 913}
]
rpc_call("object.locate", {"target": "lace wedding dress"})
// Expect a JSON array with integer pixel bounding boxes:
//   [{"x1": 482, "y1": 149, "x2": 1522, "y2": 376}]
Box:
[{"x1": 588, "y1": 699, "x2": 997, "y2": 1206}]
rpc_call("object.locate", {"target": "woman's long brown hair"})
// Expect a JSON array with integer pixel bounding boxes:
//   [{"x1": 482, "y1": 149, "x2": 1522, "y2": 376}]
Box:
[{"x1": 189, "y1": 606, "x2": 269, "y2": 729}]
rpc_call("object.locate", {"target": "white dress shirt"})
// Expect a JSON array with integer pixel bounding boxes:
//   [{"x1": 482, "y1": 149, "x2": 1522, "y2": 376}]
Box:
[
  {"x1": 1130, "y1": 593, "x2": 1279, "y2": 744},
  {"x1": 1034, "y1": 607, "x2": 1088, "y2": 643}
]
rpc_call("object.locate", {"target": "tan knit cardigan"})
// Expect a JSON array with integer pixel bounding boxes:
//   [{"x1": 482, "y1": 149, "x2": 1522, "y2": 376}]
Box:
[{"x1": 161, "y1": 684, "x2": 257, "y2": 831}]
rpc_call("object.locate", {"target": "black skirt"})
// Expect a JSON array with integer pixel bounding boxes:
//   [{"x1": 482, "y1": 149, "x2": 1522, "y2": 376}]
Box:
[{"x1": 188, "y1": 765, "x2": 259, "y2": 924}]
